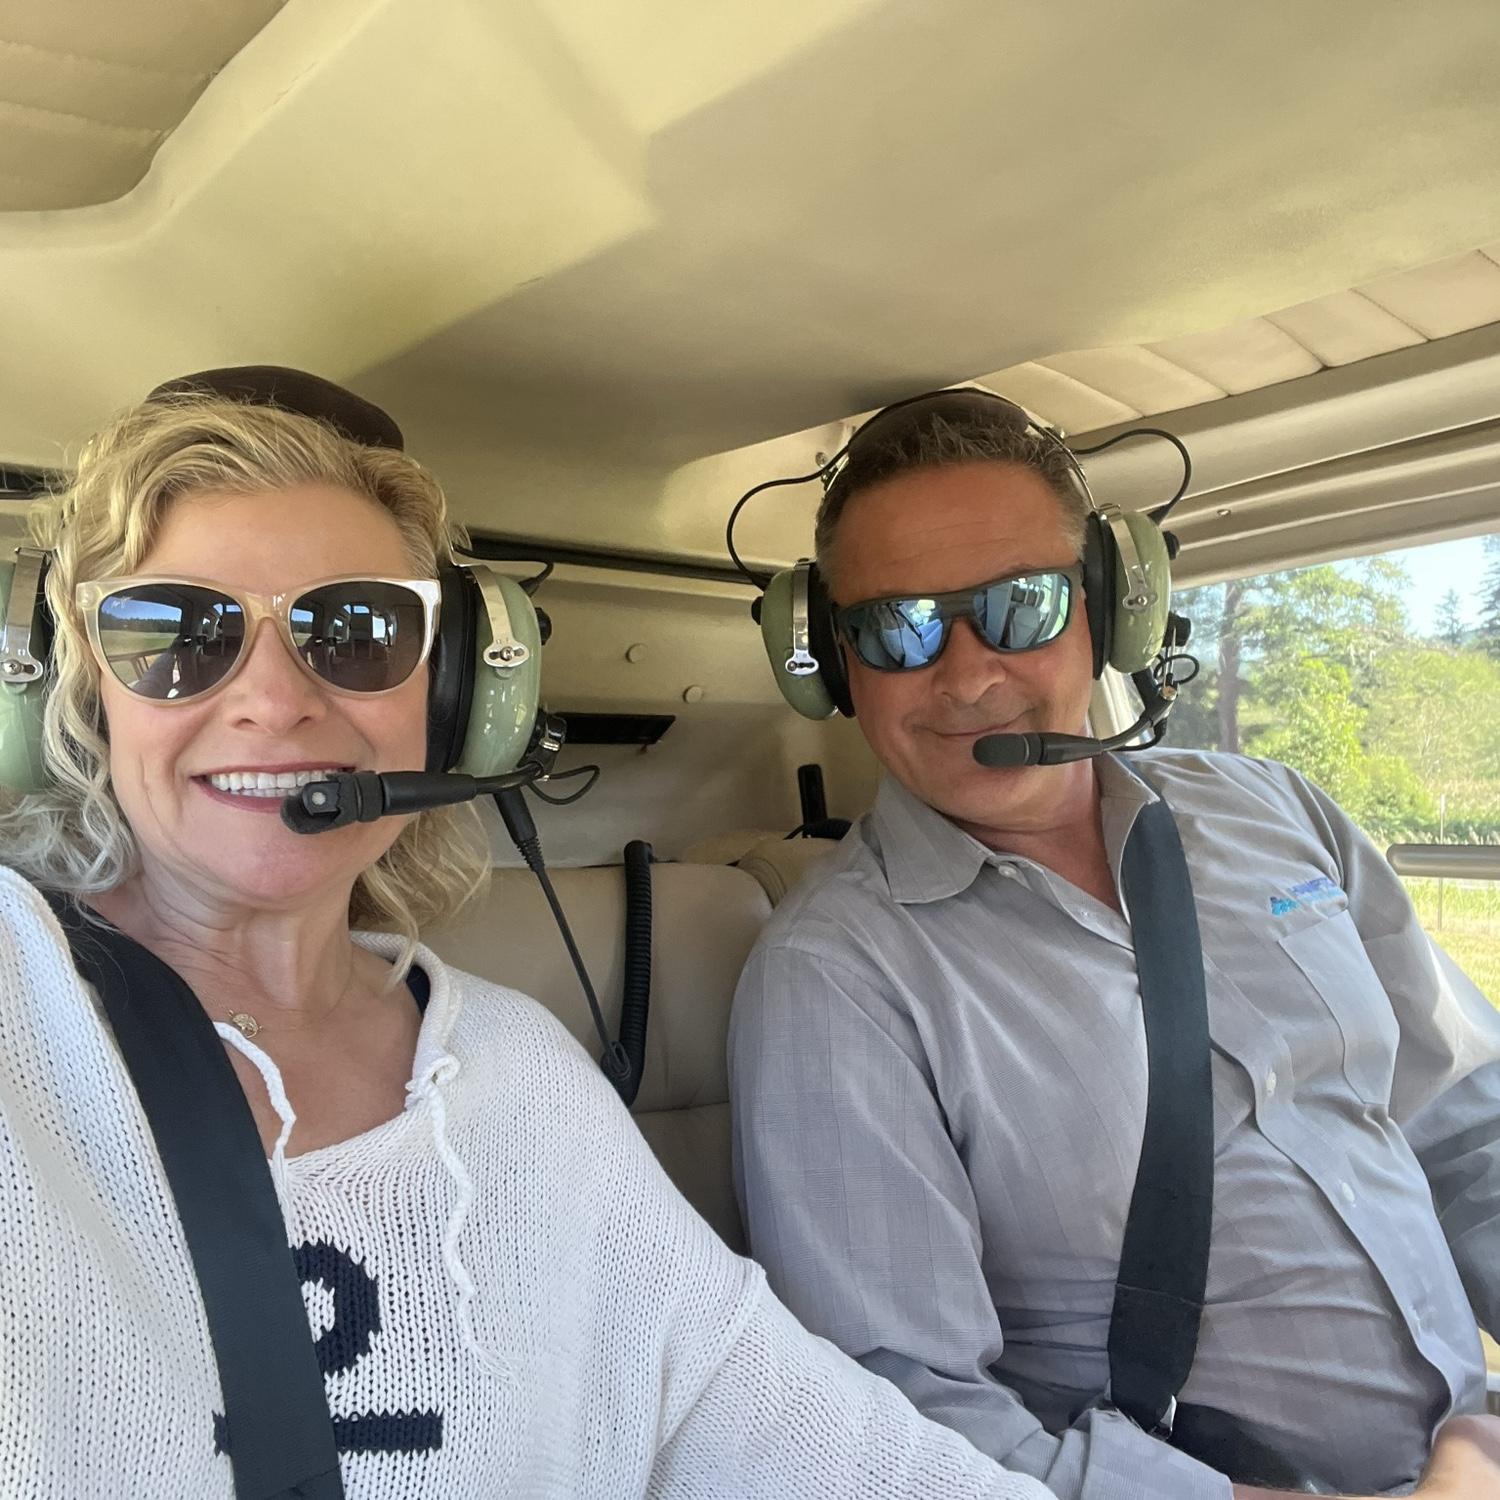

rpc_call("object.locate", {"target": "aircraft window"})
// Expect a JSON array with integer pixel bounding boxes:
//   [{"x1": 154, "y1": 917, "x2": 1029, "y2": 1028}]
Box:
[
  {"x1": 1170, "y1": 532, "x2": 1500, "y2": 1387},
  {"x1": 1172, "y1": 532, "x2": 1500, "y2": 996}
]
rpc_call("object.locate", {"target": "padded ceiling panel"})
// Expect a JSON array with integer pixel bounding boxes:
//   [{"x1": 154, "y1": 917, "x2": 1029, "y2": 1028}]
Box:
[
  {"x1": 1264, "y1": 291, "x2": 1425, "y2": 367},
  {"x1": 1140, "y1": 318, "x2": 1324, "y2": 395},
  {"x1": 1359, "y1": 248, "x2": 1500, "y2": 338},
  {"x1": 1041, "y1": 347, "x2": 1225, "y2": 417},
  {"x1": 979, "y1": 363, "x2": 1138, "y2": 435},
  {"x1": 964, "y1": 245, "x2": 1500, "y2": 434},
  {"x1": 0, "y1": 0, "x2": 286, "y2": 210}
]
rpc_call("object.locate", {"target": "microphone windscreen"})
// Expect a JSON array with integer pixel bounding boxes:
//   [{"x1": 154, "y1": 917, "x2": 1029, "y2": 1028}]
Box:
[
  {"x1": 973, "y1": 733, "x2": 1038, "y2": 769},
  {"x1": 279, "y1": 775, "x2": 365, "y2": 834},
  {"x1": 280, "y1": 793, "x2": 339, "y2": 834}
]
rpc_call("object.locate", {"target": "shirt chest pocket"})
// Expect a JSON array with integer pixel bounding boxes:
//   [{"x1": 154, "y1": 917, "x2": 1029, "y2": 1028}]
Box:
[{"x1": 1277, "y1": 908, "x2": 1400, "y2": 1105}]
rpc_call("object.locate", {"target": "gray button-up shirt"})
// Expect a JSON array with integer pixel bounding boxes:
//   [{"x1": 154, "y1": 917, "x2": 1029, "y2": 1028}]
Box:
[{"x1": 729, "y1": 750, "x2": 1500, "y2": 1500}]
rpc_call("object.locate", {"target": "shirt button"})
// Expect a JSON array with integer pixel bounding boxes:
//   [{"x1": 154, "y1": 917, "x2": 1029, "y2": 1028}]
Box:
[
  {"x1": 1265, "y1": 1070, "x2": 1277, "y2": 1097},
  {"x1": 1340, "y1": 1181, "x2": 1356, "y2": 1207}
]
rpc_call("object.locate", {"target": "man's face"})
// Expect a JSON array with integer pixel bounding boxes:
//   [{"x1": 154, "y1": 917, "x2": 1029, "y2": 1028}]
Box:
[{"x1": 827, "y1": 461, "x2": 1098, "y2": 842}]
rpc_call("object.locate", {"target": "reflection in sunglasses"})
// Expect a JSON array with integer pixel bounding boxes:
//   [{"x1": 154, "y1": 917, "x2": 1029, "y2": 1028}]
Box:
[
  {"x1": 79, "y1": 575, "x2": 439, "y2": 703},
  {"x1": 838, "y1": 569, "x2": 1075, "y2": 672}
]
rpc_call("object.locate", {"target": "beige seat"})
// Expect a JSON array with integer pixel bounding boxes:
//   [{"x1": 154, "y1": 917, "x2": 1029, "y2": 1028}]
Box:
[
  {"x1": 681, "y1": 828, "x2": 842, "y2": 906},
  {"x1": 424, "y1": 862, "x2": 770, "y2": 1252}
]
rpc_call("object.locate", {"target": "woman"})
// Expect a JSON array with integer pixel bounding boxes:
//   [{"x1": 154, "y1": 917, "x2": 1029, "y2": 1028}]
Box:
[{"x1": 0, "y1": 371, "x2": 1053, "y2": 1499}]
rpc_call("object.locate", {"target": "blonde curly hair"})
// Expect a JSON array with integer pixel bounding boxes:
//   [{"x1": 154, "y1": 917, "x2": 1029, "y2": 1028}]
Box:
[{"x1": 0, "y1": 393, "x2": 489, "y2": 955}]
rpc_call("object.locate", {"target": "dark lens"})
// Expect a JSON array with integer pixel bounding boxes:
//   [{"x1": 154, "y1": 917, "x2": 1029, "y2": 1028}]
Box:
[
  {"x1": 842, "y1": 597, "x2": 949, "y2": 671},
  {"x1": 974, "y1": 571, "x2": 1072, "y2": 652},
  {"x1": 289, "y1": 581, "x2": 426, "y2": 693},
  {"x1": 95, "y1": 584, "x2": 244, "y2": 700}
]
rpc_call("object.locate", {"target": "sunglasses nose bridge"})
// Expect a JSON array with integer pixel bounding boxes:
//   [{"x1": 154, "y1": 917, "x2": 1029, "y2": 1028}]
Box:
[
  {"x1": 933, "y1": 612, "x2": 1015, "y2": 683},
  {"x1": 226, "y1": 606, "x2": 323, "y2": 695}
]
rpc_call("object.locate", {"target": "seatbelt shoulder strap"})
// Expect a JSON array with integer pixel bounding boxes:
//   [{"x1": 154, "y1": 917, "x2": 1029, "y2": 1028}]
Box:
[
  {"x1": 43, "y1": 892, "x2": 344, "y2": 1500},
  {"x1": 1108, "y1": 793, "x2": 1215, "y2": 1435}
]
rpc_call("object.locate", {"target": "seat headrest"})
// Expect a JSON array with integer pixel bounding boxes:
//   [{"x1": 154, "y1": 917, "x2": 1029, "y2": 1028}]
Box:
[
  {"x1": 423, "y1": 862, "x2": 771, "y2": 1113},
  {"x1": 681, "y1": 828, "x2": 842, "y2": 905}
]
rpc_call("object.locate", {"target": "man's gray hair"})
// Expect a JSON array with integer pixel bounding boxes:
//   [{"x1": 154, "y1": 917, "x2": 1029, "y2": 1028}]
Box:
[{"x1": 813, "y1": 408, "x2": 1090, "y2": 586}]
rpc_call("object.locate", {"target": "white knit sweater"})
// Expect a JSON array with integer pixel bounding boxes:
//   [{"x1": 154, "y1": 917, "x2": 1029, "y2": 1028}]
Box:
[{"x1": 0, "y1": 866, "x2": 1048, "y2": 1500}]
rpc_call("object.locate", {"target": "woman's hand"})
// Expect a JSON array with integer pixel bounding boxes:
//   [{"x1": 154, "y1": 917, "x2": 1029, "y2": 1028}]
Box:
[
  {"x1": 1416, "y1": 1415, "x2": 1500, "y2": 1497},
  {"x1": 1232, "y1": 1415, "x2": 1500, "y2": 1500}
]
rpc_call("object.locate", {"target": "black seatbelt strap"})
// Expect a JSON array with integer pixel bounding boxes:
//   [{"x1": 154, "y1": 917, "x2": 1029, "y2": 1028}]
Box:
[
  {"x1": 1108, "y1": 795, "x2": 1215, "y2": 1435},
  {"x1": 44, "y1": 894, "x2": 344, "y2": 1500}
]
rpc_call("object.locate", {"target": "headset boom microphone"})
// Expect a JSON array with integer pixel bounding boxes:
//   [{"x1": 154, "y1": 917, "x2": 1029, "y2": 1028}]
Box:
[
  {"x1": 280, "y1": 766, "x2": 543, "y2": 832},
  {"x1": 280, "y1": 712, "x2": 568, "y2": 833},
  {"x1": 972, "y1": 661, "x2": 1182, "y2": 770}
]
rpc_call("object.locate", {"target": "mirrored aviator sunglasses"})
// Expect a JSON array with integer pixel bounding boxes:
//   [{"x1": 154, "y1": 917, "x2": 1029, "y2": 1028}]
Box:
[
  {"x1": 836, "y1": 567, "x2": 1078, "y2": 672},
  {"x1": 75, "y1": 575, "x2": 442, "y2": 702}
]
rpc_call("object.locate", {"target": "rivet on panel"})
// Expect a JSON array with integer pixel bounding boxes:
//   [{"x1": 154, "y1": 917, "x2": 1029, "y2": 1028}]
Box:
[
  {"x1": 625, "y1": 643, "x2": 646, "y2": 663},
  {"x1": 682, "y1": 685, "x2": 705, "y2": 704}
]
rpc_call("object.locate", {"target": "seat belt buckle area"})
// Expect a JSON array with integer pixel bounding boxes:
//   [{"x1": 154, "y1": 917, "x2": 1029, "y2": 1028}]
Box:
[{"x1": 1086, "y1": 1386, "x2": 1177, "y2": 1440}]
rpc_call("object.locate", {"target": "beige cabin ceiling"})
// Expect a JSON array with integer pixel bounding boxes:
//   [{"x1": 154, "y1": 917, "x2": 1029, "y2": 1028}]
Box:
[
  {"x1": 975, "y1": 247, "x2": 1500, "y2": 436},
  {"x1": 0, "y1": 0, "x2": 286, "y2": 211},
  {"x1": 1, "y1": 0, "x2": 1499, "y2": 572}
]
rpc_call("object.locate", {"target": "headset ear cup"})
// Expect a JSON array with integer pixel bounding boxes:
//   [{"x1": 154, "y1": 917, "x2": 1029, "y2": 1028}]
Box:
[
  {"x1": 450, "y1": 570, "x2": 542, "y2": 777},
  {"x1": 0, "y1": 553, "x2": 52, "y2": 793},
  {"x1": 806, "y1": 565, "x2": 853, "y2": 718},
  {"x1": 426, "y1": 564, "x2": 475, "y2": 773},
  {"x1": 1106, "y1": 511, "x2": 1174, "y2": 674},
  {"x1": 1081, "y1": 513, "x2": 1111, "y2": 681},
  {"x1": 759, "y1": 567, "x2": 837, "y2": 720}
]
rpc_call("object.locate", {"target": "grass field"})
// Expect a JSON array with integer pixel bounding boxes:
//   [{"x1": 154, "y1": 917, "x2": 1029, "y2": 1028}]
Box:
[{"x1": 1402, "y1": 878, "x2": 1500, "y2": 1004}]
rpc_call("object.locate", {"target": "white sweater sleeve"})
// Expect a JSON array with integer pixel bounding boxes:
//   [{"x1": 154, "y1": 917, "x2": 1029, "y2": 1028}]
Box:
[
  {"x1": 475, "y1": 992, "x2": 1052, "y2": 1500},
  {"x1": 647, "y1": 1275, "x2": 1053, "y2": 1500}
]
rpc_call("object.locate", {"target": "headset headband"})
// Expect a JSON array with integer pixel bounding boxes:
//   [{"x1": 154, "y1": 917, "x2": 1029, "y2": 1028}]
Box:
[
  {"x1": 737, "y1": 386, "x2": 1192, "y2": 716},
  {"x1": 819, "y1": 387, "x2": 1156, "y2": 613},
  {"x1": 822, "y1": 387, "x2": 1081, "y2": 502}
]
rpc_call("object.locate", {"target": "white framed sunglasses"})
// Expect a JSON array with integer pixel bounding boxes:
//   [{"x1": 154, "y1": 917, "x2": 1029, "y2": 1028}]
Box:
[{"x1": 75, "y1": 573, "x2": 442, "y2": 703}]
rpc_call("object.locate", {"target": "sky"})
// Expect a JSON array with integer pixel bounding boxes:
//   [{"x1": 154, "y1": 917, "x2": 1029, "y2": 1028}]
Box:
[{"x1": 1369, "y1": 534, "x2": 1495, "y2": 634}]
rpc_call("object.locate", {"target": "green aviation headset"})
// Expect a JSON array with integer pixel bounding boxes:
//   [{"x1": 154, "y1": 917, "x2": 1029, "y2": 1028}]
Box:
[
  {"x1": 728, "y1": 387, "x2": 1189, "y2": 720},
  {"x1": 0, "y1": 366, "x2": 543, "y2": 794}
]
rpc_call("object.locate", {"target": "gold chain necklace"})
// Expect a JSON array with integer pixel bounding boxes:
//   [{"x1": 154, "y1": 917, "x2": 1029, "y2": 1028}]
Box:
[{"x1": 224, "y1": 970, "x2": 359, "y2": 1040}]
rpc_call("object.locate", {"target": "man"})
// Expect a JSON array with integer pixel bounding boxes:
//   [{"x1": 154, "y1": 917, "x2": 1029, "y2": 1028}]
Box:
[{"x1": 728, "y1": 391, "x2": 1500, "y2": 1500}]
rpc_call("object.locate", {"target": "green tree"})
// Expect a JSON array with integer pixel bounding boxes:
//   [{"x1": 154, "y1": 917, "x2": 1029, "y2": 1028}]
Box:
[
  {"x1": 1479, "y1": 535, "x2": 1500, "y2": 657},
  {"x1": 1168, "y1": 564, "x2": 1407, "y2": 754},
  {"x1": 1249, "y1": 656, "x2": 1368, "y2": 808},
  {"x1": 1168, "y1": 552, "x2": 1500, "y2": 844},
  {"x1": 1365, "y1": 646, "x2": 1500, "y2": 787},
  {"x1": 1436, "y1": 588, "x2": 1466, "y2": 648},
  {"x1": 1238, "y1": 560, "x2": 1409, "y2": 690},
  {"x1": 1168, "y1": 581, "x2": 1230, "y2": 751},
  {"x1": 1249, "y1": 655, "x2": 1436, "y2": 835}
]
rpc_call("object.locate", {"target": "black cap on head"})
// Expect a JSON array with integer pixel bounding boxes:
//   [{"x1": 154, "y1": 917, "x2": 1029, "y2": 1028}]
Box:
[{"x1": 146, "y1": 365, "x2": 404, "y2": 451}]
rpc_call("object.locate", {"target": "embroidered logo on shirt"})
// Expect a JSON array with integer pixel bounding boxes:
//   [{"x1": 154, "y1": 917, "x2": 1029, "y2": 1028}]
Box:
[
  {"x1": 213, "y1": 1240, "x2": 443, "y2": 1459},
  {"x1": 1269, "y1": 876, "x2": 1344, "y2": 916}
]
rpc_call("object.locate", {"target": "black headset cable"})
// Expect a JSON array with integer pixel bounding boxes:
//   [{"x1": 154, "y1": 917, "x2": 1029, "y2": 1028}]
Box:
[
  {"x1": 492, "y1": 787, "x2": 631, "y2": 1090},
  {"x1": 1072, "y1": 427, "x2": 1193, "y2": 523}
]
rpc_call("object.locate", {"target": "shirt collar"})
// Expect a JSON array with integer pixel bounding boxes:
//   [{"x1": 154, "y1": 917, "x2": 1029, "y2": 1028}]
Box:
[{"x1": 868, "y1": 753, "x2": 1161, "y2": 906}]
